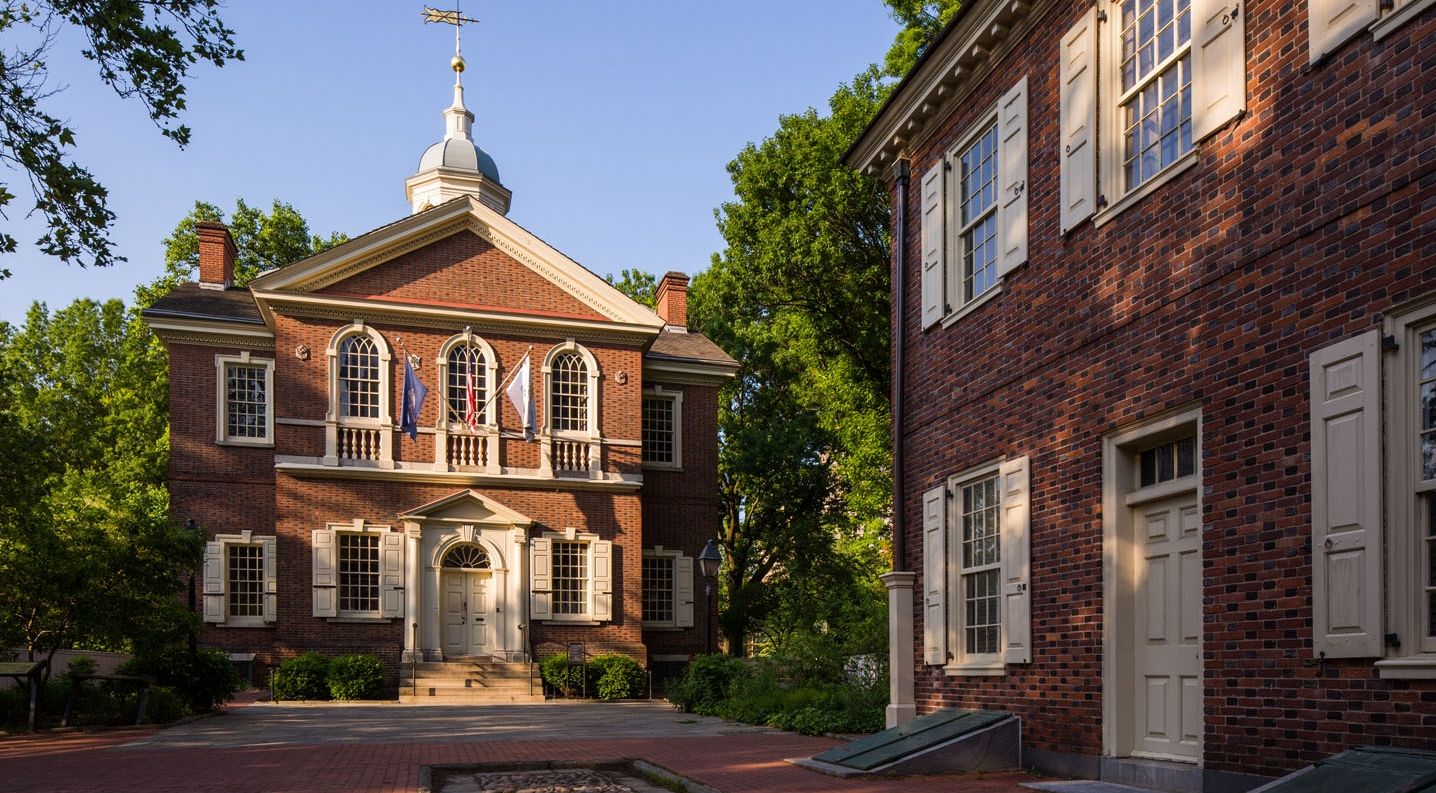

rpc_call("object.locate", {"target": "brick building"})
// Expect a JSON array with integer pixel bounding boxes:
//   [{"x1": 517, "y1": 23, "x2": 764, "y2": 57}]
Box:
[
  {"x1": 846, "y1": 0, "x2": 1435, "y2": 789},
  {"x1": 142, "y1": 52, "x2": 735, "y2": 695}
]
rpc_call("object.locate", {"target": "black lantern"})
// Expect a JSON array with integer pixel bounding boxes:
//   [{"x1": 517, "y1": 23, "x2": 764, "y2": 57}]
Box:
[{"x1": 697, "y1": 539, "x2": 721, "y2": 654}]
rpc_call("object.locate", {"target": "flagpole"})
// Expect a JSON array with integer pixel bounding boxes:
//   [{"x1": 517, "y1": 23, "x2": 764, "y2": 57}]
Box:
[{"x1": 476, "y1": 344, "x2": 534, "y2": 414}]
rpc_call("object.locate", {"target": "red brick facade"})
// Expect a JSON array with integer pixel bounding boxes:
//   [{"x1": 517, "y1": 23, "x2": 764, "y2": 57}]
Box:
[{"x1": 858, "y1": 0, "x2": 1436, "y2": 786}]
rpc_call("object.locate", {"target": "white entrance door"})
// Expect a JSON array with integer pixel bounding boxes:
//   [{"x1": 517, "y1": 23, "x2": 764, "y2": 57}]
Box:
[
  {"x1": 441, "y1": 571, "x2": 491, "y2": 658},
  {"x1": 1131, "y1": 494, "x2": 1201, "y2": 761}
]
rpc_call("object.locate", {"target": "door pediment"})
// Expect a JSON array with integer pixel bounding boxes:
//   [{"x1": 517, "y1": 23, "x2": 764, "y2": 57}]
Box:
[{"x1": 399, "y1": 489, "x2": 533, "y2": 527}]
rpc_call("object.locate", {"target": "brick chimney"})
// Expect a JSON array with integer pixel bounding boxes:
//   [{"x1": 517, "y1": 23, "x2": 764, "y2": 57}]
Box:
[
  {"x1": 196, "y1": 221, "x2": 237, "y2": 290},
  {"x1": 655, "y1": 271, "x2": 689, "y2": 329}
]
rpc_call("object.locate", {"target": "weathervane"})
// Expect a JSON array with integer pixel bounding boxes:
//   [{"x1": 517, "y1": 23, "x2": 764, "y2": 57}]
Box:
[{"x1": 421, "y1": 4, "x2": 480, "y2": 80}]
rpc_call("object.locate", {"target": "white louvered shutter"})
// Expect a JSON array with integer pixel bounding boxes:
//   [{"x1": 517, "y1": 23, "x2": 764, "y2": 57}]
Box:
[
  {"x1": 1192, "y1": 0, "x2": 1247, "y2": 142},
  {"x1": 1307, "y1": 0, "x2": 1377, "y2": 65},
  {"x1": 1059, "y1": 7, "x2": 1098, "y2": 234},
  {"x1": 675, "y1": 555, "x2": 695, "y2": 628},
  {"x1": 312, "y1": 529, "x2": 337, "y2": 618},
  {"x1": 997, "y1": 77, "x2": 1029, "y2": 278},
  {"x1": 202, "y1": 541, "x2": 225, "y2": 623},
  {"x1": 379, "y1": 532, "x2": 405, "y2": 619},
  {"x1": 923, "y1": 485, "x2": 948, "y2": 665},
  {"x1": 591, "y1": 540, "x2": 614, "y2": 620},
  {"x1": 262, "y1": 537, "x2": 278, "y2": 624},
  {"x1": 920, "y1": 161, "x2": 947, "y2": 329},
  {"x1": 999, "y1": 456, "x2": 1032, "y2": 664},
  {"x1": 1310, "y1": 330, "x2": 1383, "y2": 658},
  {"x1": 530, "y1": 537, "x2": 552, "y2": 620}
]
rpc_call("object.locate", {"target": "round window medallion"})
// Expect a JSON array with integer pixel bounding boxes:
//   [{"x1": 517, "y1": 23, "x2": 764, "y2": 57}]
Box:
[{"x1": 294, "y1": 344, "x2": 310, "y2": 361}]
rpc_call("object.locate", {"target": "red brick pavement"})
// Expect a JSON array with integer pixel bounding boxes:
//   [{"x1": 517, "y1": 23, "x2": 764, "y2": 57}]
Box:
[{"x1": 0, "y1": 727, "x2": 1038, "y2": 793}]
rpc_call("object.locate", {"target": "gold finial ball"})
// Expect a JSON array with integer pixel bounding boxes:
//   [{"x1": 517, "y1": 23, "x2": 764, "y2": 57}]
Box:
[{"x1": 451, "y1": 55, "x2": 466, "y2": 73}]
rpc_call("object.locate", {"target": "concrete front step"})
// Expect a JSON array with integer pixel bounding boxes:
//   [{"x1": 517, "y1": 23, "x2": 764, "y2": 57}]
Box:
[
  {"x1": 397, "y1": 693, "x2": 547, "y2": 704},
  {"x1": 399, "y1": 659, "x2": 543, "y2": 705},
  {"x1": 401, "y1": 681, "x2": 538, "y2": 693}
]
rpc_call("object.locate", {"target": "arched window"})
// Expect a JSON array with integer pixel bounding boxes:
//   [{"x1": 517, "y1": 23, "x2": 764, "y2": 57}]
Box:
[
  {"x1": 446, "y1": 343, "x2": 487, "y2": 424},
  {"x1": 338, "y1": 335, "x2": 381, "y2": 419},
  {"x1": 550, "y1": 351, "x2": 589, "y2": 433},
  {"x1": 441, "y1": 544, "x2": 490, "y2": 570}
]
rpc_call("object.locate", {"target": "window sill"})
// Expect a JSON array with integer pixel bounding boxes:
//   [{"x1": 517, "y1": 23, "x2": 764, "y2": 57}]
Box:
[
  {"x1": 542, "y1": 619, "x2": 602, "y2": 626},
  {"x1": 218, "y1": 438, "x2": 274, "y2": 448},
  {"x1": 642, "y1": 623, "x2": 682, "y2": 631},
  {"x1": 641, "y1": 463, "x2": 684, "y2": 472},
  {"x1": 943, "y1": 662, "x2": 1006, "y2": 678},
  {"x1": 939, "y1": 284, "x2": 1003, "y2": 329},
  {"x1": 1092, "y1": 152, "x2": 1199, "y2": 230},
  {"x1": 1371, "y1": 0, "x2": 1435, "y2": 40},
  {"x1": 216, "y1": 619, "x2": 271, "y2": 629},
  {"x1": 1374, "y1": 657, "x2": 1436, "y2": 679},
  {"x1": 326, "y1": 616, "x2": 392, "y2": 624}
]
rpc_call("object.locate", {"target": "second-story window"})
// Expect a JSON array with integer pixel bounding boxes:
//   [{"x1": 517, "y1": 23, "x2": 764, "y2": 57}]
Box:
[
  {"x1": 550, "y1": 351, "x2": 589, "y2": 433},
  {"x1": 446, "y1": 343, "x2": 486, "y2": 425},
  {"x1": 957, "y1": 123, "x2": 1000, "y2": 303},
  {"x1": 339, "y1": 335, "x2": 381, "y2": 419},
  {"x1": 215, "y1": 352, "x2": 273, "y2": 445},
  {"x1": 1119, "y1": 0, "x2": 1193, "y2": 191}
]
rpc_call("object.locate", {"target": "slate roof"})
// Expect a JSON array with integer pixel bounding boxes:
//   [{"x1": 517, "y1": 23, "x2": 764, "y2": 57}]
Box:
[
  {"x1": 141, "y1": 282, "x2": 263, "y2": 324},
  {"x1": 647, "y1": 328, "x2": 737, "y2": 368}
]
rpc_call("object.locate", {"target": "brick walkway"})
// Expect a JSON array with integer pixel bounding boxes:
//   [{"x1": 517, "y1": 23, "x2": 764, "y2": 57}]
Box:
[{"x1": 0, "y1": 703, "x2": 1040, "y2": 793}]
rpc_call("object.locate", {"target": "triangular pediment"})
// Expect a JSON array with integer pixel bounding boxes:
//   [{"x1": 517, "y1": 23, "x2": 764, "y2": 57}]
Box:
[
  {"x1": 398, "y1": 489, "x2": 533, "y2": 526},
  {"x1": 247, "y1": 196, "x2": 663, "y2": 329}
]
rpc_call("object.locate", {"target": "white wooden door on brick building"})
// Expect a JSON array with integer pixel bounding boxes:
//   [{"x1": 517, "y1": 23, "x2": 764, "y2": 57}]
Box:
[
  {"x1": 441, "y1": 571, "x2": 492, "y2": 658},
  {"x1": 1131, "y1": 494, "x2": 1202, "y2": 761}
]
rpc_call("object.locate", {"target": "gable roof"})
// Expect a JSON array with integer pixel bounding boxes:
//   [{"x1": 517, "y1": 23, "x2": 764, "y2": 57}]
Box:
[
  {"x1": 143, "y1": 283, "x2": 263, "y2": 325},
  {"x1": 248, "y1": 196, "x2": 666, "y2": 331},
  {"x1": 398, "y1": 489, "x2": 534, "y2": 525}
]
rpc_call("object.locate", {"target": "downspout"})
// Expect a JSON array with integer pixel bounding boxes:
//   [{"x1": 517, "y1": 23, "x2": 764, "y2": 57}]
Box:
[{"x1": 890, "y1": 158, "x2": 909, "y2": 573}]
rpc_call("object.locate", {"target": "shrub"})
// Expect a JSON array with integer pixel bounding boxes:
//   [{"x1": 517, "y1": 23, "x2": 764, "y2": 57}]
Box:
[
  {"x1": 136, "y1": 685, "x2": 186, "y2": 724},
  {"x1": 327, "y1": 654, "x2": 386, "y2": 700},
  {"x1": 539, "y1": 654, "x2": 585, "y2": 697},
  {"x1": 667, "y1": 654, "x2": 750, "y2": 714},
  {"x1": 589, "y1": 655, "x2": 645, "y2": 700},
  {"x1": 118, "y1": 647, "x2": 240, "y2": 712},
  {"x1": 272, "y1": 653, "x2": 332, "y2": 701},
  {"x1": 63, "y1": 656, "x2": 99, "y2": 679}
]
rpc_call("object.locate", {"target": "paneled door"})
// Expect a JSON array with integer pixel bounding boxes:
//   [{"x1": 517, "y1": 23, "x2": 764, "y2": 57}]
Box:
[
  {"x1": 441, "y1": 571, "x2": 491, "y2": 658},
  {"x1": 1131, "y1": 494, "x2": 1202, "y2": 761}
]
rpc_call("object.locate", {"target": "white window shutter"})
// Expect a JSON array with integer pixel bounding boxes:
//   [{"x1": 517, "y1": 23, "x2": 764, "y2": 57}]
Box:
[
  {"x1": 592, "y1": 540, "x2": 614, "y2": 620},
  {"x1": 530, "y1": 537, "x2": 552, "y2": 620},
  {"x1": 312, "y1": 529, "x2": 337, "y2": 618},
  {"x1": 379, "y1": 532, "x2": 405, "y2": 619},
  {"x1": 1310, "y1": 330, "x2": 1383, "y2": 658},
  {"x1": 1307, "y1": 0, "x2": 1377, "y2": 65},
  {"x1": 922, "y1": 485, "x2": 948, "y2": 665},
  {"x1": 999, "y1": 456, "x2": 1033, "y2": 664},
  {"x1": 675, "y1": 555, "x2": 695, "y2": 628},
  {"x1": 1059, "y1": 7, "x2": 1098, "y2": 234},
  {"x1": 202, "y1": 541, "x2": 225, "y2": 624},
  {"x1": 997, "y1": 76, "x2": 1029, "y2": 278},
  {"x1": 1192, "y1": 0, "x2": 1246, "y2": 142},
  {"x1": 262, "y1": 537, "x2": 278, "y2": 624},
  {"x1": 920, "y1": 161, "x2": 947, "y2": 329}
]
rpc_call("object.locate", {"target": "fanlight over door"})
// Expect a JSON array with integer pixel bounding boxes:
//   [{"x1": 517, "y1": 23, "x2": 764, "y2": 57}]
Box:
[{"x1": 442, "y1": 544, "x2": 490, "y2": 570}]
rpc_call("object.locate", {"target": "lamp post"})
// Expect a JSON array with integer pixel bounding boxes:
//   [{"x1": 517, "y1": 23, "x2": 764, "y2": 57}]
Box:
[
  {"x1": 697, "y1": 539, "x2": 721, "y2": 655},
  {"x1": 186, "y1": 519, "x2": 200, "y2": 653}
]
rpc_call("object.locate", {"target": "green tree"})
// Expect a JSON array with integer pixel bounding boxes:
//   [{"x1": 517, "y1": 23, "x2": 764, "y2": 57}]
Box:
[
  {"x1": 883, "y1": 1, "x2": 964, "y2": 77},
  {"x1": 605, "y1": 268, "x2": 658, "y2": 308},
  {"x1": 0, "y1": 1, "x2": 243, "y2": 277},
  {"x1": 136, "y1": 198, "x2": 348, "y2": 306}
]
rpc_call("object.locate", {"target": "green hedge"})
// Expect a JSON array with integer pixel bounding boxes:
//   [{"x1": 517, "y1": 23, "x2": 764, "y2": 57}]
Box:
[
  {"x1": 116, "y1": 647, "x2": 240, "y2": 712},
  {"x1": 328, "y1": 654, "x2": 385, "y2": 700},
  {"x1": 272, "y1": 652, "x2": 388, "y2": 701},
  {"x1": 668, "y1": 653, "x2": 885, "y2": 736},
  {"x1": 540, "y1": 653, "x2": 646, "y2": 699},
  {"x1": 272, "y1": 653, "x2": 331, "y2": 701}
]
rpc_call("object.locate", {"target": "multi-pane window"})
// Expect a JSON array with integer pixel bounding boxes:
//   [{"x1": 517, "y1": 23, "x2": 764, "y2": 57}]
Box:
[
  {"x1": 957, "y1": 124, "x2": 1000, "y2": 303},
  {"x1": 338, "y1": 335, "x2": 381, "y2": 419},
  {"x1": 552, "y1": 541, "x2": 589, "y2": 616},
  {"x1": 643, "y1": 396, "x2": 677, "y2": 465},
  {"x1": 446, "y1": 344, "x2": 486, "y2": 425},
  {"x1": 227, "y1": 544, "x2": 264, "y2": 618},
  {"x1": 338, "y1": 533, "x2": 380, "y2": 614},
  {"x1": 959, "y1": 475, "x2": 1002, "y2": 656},
  {"x1": 1119, "y1": 0, "x2": 1192, "y2": 191},
  {"x1": 1421, "y1": 328, "x2": 1436, "y2": 639},
  {"x1": 225, "y1": 364, "x2": 268, "y2": 440},
  {"x1": 643, "y1": 556, "x2": 675, "y2": 624},
  {"x1": 550, "y1": 352, "x2": 589, "y2": 433},
  {"x1": 1139, "y1": 435, "x2": 1197, "y2": 487}
]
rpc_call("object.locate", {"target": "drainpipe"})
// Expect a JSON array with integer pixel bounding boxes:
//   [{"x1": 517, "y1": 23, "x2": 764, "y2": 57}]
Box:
[{"x1": 880, "y1": 158, "x2": 917, "y2": 728}]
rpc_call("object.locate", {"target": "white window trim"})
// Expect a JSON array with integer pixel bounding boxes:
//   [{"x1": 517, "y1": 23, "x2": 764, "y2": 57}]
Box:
[
  {"x1": 641, "y1": 546, "x2": 692, "y2": 629},
  {"x1": 540, "y1": 340, "x2": 603, "y2": 477},
  {"x1": 207, "y1": 530, "x2": 276, "y2": 628},
  {"x1": 944, "y1": 112, "x2": 1001, "y2": 316},
  {"x1": 1371, "y1": 0, "x2": 1436, "y2": 40},
  {"x1": 434, "y1": 331, "x2": 500, "y2": 473},
  {"x1": 214, "y1": 352, "x2": 274, "y2": 446},
  {"x1": 329, "y1": 520, "x2": 395, "y2": 621},
  {"x1": 1383, "y1": 295, "x2": 1436, "y2": 672},
  {"x1": 538, "y1": 529, "x2": 609, "y2": 623},
  {"x1": 323, "y1": 320, "x2": 394, "y2": 468},
  {"x1": 641, "y1": 387, "x2": 684, "y2": 471},
  {"x1": 944, "y1": 460, "x2": 1007, "y2": 676}
]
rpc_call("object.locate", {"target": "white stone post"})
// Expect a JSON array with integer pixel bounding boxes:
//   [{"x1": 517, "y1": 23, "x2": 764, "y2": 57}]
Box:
[
  {"x1": 403, "y1": 521, "x2": 423, "y2": 662},
  {"x1": 882, "y1": 571, "x2": 917, "y2": 728}
]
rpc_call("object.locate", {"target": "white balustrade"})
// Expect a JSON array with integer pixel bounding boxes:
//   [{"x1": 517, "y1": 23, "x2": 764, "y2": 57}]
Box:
[
  {"x1": 338, "y1": 426, "x2": 382, "y2": 461},
  {"x1": 447, "y1": 432, "x2": 488, "y2": 468},
  {"x1": 551, "y1": 438, "x2": 592, "y2": 473}
]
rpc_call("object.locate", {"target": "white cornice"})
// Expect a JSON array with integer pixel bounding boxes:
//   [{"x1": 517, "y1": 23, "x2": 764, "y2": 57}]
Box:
[
  {"x1": 249, "y1": 196, "x2": 665, "y2": 330},
  {"x1": 275, "y1": 459, "x2": 643, "y2": 492},
  {"x1": 846, "y1": 0, "x2": 1055, "y2": 175},
  {"x1": 642, "y1": 359, "x2": 739, "y2": 385},
  {"x1": 253, "y1": 290, "x2": 659, "y2": 345},
  {"x1": 145, "y1": 317, "x2": 275, "y2": 351}
]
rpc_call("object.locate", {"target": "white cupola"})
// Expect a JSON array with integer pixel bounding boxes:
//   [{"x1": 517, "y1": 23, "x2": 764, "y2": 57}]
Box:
[{"x1": 405, "y1": 49, "x2": 511, "y2": 215}]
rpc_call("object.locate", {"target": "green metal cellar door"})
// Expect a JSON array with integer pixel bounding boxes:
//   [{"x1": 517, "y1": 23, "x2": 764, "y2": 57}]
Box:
[
  {"x1": 810, "y1": 708, "x2": 1016, "y2": 772},
  {"x1": 1250, "y1": 746, "x2": 1436, "y2": 793}
]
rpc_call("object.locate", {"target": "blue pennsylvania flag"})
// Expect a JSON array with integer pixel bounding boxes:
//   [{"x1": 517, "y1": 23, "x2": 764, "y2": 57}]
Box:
[{"x1": 401, "y1": 354, "x2": 428, "y2": 440}]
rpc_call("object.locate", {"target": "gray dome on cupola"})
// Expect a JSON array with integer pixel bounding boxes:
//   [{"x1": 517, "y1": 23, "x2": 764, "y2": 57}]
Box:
[{"x1": 405, "y1": 52, "x2": 512, "y2": 215}]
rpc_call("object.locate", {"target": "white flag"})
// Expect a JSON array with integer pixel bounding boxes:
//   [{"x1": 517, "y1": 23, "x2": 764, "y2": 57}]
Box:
[{"x1": 505, "y1": 352, "x2": 534, "y2": 441}]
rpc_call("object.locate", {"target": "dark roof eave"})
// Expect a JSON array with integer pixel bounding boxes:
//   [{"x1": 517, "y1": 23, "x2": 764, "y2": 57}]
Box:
[{"x1": 140, "y1": 307, "x2": 267, "y2": 325}]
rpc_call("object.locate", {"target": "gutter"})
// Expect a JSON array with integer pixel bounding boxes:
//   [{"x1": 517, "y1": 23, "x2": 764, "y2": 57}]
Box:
[{"x1": 891, "y1": 159, "x2": 910, "y2": 573}]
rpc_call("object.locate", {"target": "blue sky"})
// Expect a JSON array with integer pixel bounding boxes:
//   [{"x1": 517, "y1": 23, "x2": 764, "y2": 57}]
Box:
[{"x1": 0, "y1": 2, "x2": 899, "y2": 323}]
